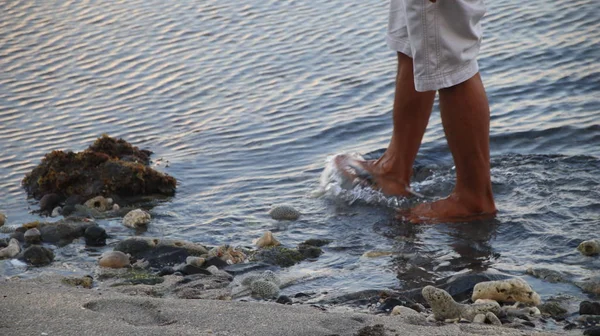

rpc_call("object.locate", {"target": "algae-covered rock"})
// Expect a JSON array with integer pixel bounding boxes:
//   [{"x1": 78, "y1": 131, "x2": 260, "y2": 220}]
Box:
[
  {"x1": 21, "y1": 245, "x2": 54, "y2": 266},
  {"x1": 62, "y1": 275, "x2": 93, "y2": 289},
  {"x1": 472, "y1": 278, "x2": 541, "y2": 306},
  {"x1": 253, "y1": 246, "x2": 306, "y2": 267},
  {"x1": 578, "y1": 240, "x2": 600, "y2": 256},
  {"x1": 22, "y1": 135, "x2": 176, "y2": 201},
  {"x1": 37, "y1": 218, "x2": 97, "y2": 246}
]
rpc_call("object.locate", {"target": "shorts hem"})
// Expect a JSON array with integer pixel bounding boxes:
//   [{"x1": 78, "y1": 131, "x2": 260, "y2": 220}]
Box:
[{"x1": 414, "y1": 59, "x2": 479, "y2": 92}]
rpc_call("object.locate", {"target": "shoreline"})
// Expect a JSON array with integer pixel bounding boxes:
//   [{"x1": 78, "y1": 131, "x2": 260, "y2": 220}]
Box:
[{"x1": 0, "y1": 275, "x2": 568, "y2": 336}]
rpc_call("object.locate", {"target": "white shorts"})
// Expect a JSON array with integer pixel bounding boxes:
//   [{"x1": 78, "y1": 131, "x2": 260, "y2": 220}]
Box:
[{"x1": 387, "y1": 0, "x2": 486, "y2": 92}]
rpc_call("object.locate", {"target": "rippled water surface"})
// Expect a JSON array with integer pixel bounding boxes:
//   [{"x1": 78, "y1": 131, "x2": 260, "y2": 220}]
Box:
[{"x1": 1, "y1": 0, "x2": 599, "y2": 306}]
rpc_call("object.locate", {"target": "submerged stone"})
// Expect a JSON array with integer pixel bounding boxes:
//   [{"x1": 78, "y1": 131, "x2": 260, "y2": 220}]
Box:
[
  {"x1": 578, "y1": 240, "x2": 600, "y2": 256},
  {"x1": 22, "y1": 135, "x2": 176, "y2": 202},
  {"x1": 253, "y1": 246, "x2": 306, "y2": 267}
]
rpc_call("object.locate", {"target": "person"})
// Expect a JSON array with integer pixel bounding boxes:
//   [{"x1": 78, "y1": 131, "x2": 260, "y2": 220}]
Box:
[{"x1": 336, "y1": 0, "x2": 496, "y2": 223}]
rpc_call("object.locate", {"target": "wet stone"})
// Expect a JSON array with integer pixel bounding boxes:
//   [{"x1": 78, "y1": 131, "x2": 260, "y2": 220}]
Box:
[
  {"x1": 39, "y1": 193, "x2": 62, "y2": 212},
  {"x1": 179, "y1": 264, "x2": 212, "y2": 276},
  {"x1": 24, "y1": 228, "x2": 42, "y2": 245},
  {"x1": 581, "y1": 301, "x2": 600, "y2": 316},
  {"x1": 21, "y1": 245, "x2": 54, "y2": 266},
  {"x1": 84, "y1": 226, "x2": 107, "y2": 246},
  {"x1": 539, "y1": 301, "x2": 569, "y2": 320},
  {"x1": 585, "y1": 326, "x2": 600, "y2": 336},
  {"x1": 276, "y1": 295, "x2": 292, "y2": 305},
  {"x1": 204, "y1": 256, "x2": 229, "y2": 269},
  {"x1": 157, "y1": 266, "x2": 176, "y2": 277},
  {"x1": 268, "y1": 205, "x2": 300, "y2": 221}
]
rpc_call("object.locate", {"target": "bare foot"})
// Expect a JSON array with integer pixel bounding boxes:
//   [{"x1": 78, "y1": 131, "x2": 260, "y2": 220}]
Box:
[
  {"x1": 334, "y1": 154, "x2": 411, "y2": 197},
  {"x1": 397, "y1": 193, "x2": 497, "y2": 224}
]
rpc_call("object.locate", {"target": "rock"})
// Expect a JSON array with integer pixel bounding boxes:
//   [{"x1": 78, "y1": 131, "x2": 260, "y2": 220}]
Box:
[
  {"x1": 179, "y1": 264, "x2": 212, "y2": 276},
  {"x1": 158, "y1": 239, "x2": 208, "y2": 256},
  {"x1": 114, "y1": 237, "x2": 156, "y2": 259},
  {"x1": 141, "y1": 245, "x2": 189, "y2": 268},
  {"x1": 268, "y1": 205, "x2": 300, "y2": 220},
  {"x1": 525, "y1": 267, "x2": 568, "y2": 283},
  {"x1": 253, "y1": 246, "x2": 306, "y2": 267},
  {"x1": 204, "y1": 256, "x2": 230, "y2": 269},
  {"x1": 84, "y1": 196, "x2": 111, "y2": 212},
  {"x1": 578, "y1": 240, "x2": 600, "y2": 256},
  {"x1": 255, "y1": 231, "x2": 281, "y2": 248},
  {"x1": 24, "y1": 228, "x2": 42, "y2": 245},
  {"x1": 472, "y1": 278, "x2": 541, "y2": 305},
  {"x1": 64, "y1": 195, "x2": 85, "y2": 206},
  {"x1": 250, "y1": 280, "x2": 280, "y2": 299},
  {"x1": 301, "y1": 239, "x2": 332, "y2": 247},
  {"x1": 539, "y1": 301, "x2": 568, "y2": 320},
  {"x1": 99, "y1": 251, "x2": 130, "y2": 268},
  {"x1": 122, "y1": 209, "x2": 151, "y2": 228},
  {"x1": 38, "y1": 218, "x2": 97, "y2": 245},
  {"x1": 207, "y1": 245, "x2": 246, "y2": 264},
  {"x1": 158, "y1": 267, "x2": 175, "y2": 276},
  {"x1": 10, "y1": 230, "x2": 24, "y2": 243},
  {"x1": 422, "y1": 286, "x2": 501, "y2": 321},
  {"x1": 356, "y1": 324, "x2": 386, "y2": 336},
  {"x1": 0, "y1": 238, "x2": 8, "y2": 248},
  {"x1": 50, "y1": 207, "x2": 62, "y2": 217},
  {"x1": 186, "y1": 256, "x2": 206, "y2": 267},
  {"x1": 21, "y1": 245, "x2": 54, "y2": 266},
  {"x1": 297, "y1": 243, "x2": 323, "y2": 259},
  {"x1": 473, "y1": 314, "x2": 486, "y2": 324},
  {"x1": 391, "y1": 306, "x2": 419, "y2": 317},
  {"x1": 576, "y1": 276, "x2": 600, "y2": 295},
  {"x1": 585, "y1": 327, "x2": 600, "y2": 336},
  {"x1": 84, "y1": 226, "x2": 107, "y2": 246},
  {"x1": 206, "y1": 265, "x2": 232, "y2": 279},
  {"x1": 486, "y1": 312, "x2": 502, "y2": 325},
  {"x1": 0, "y1": 239, "x2": 20, "y2": 258},
  {"x1": 62, "y1": 275, "x2": 93, "y2": 289},
  {"x1": 581, "y1": 301, "x2": 600, "y2": 315},
  {"x1": 112, "y1": 204, "x2": 120, "y2": 211},
  {"x1": 22, "y1": 135, "x2": 176, "y2": 200},
  {"x1": 276, "y1": 295, "x2": 292, "y2": 305},
  {"x1": 362, "y1": 251, "x2": 393, "y2": 258},
  {"x1": 0, "y1": 212, "x2": 5, "y2": 226},
  {"x1": 39, "y1": 193, "x2": 62, "y2": 212},
  {"x1": 223, "y1": 262, "x2": 270, "y2": 276}
]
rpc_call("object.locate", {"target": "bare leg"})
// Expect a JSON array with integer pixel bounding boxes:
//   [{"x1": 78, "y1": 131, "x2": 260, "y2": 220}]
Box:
[
  {"x1": 406, "y1": 73, "x2": 496, "y2": 222},
  {"x1": 337, "y1": 52, "x2": 435, "y2": 196}
]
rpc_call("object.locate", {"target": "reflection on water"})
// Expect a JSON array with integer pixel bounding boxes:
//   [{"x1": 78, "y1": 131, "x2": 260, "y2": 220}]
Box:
[{"x1": 0, "y1": 0, "x2": 599, "y2": 308}]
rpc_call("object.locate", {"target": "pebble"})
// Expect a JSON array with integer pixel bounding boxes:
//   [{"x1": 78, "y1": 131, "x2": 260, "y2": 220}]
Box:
[
  {"x1": 255, "y1": 231, "x2": 281, "y2": 248},
  {"x1": 0, "y1": 212, "x2": 5, "y2": 226},
  {"x1": 581, "y1": 301, "x2": 600, "y2": 315},
  {"x1": 486, "y1": 311, "x2": 502, "y2": 326},
  {"x1": 578, "y1": 240, "x2": 600, "y2": 256},
  {"x1": 50, "y1": 206, "x2": 62, "y2": 217},
  {"x1": 112, "y1": 204, "x2": 120, "y2": 211},
  {"x1": 98, "y1": 251, "x2": 130, "y2": 268},
  {"x1": 422, "y1": 286, "x2": 501, "y2": 321},
  {"x1": 22, "y1": 245, "x2": 54, "y2": 266},
  {"x1": 276, "y1": 295, "x2": 292, "y2": 305},
  {"x1": 472, "y1": 278, "x2": 541, "y2": 305},
  {"x1": 0, "y1": 238, "x2": 20, "y2": 258},
  {"x1": 268, "y1": 205, "x2": 300, "y2": 220},
  {"x1": 122, "y1": 209, "x2": 151, "y2": 228},
  {"x1": 473, "y1": 314, "x2": 486, "y2": 324},
  {"x1": 24, "y1": 228, "x2": 42, "y2": 245},
  {"x1": 84, "y1": 196, "x2": 112, "y2": 212}
]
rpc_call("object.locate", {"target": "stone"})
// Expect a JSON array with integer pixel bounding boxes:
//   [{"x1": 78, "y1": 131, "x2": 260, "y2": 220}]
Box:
[
  {"x1": 391, "y1": 306, "x2": 419, "y2": 317},
  {"x1": 301, "y1": 239, "x2": 332, "y2": 247},
  {"x1": 576, "y1": 276, "x2": 600, "y2": 295},
  {"x1": 24, "y1": 228, "x2": 42, "y2": 245},
  {"x1": 206, "y1": 265, "x2": 232, "y2": 279},
  {"x1": 362, "y1": 251, "x2": 393, "y2": 258},
  {"x1": 10, "y1": 230, "x2": 24, "y2": 243},
  {"x1": 581, "y1": 301, "x2": 600, "y2": 315},
  {"x1": 38, "y1": 218, "x2": 96, "y2": 245},
  {"x1": 112, "y1": 204, "x2": 120, "y2": 211},
  {"x1": 50, "y1": 207, "x2": 62, "y2": 217},
  {"x1": 22, "y1": 245, "x2": 54, "y2": 266},
  {"x1": 250, "y1": 280, "x2": 280, "y2": 299},
  {"x1": 255, "y1": 231, "x2": 281, "y2": 248},
  {"x1": 525, "y1": 267, "x2": 567, "y2": 283},
  {"x1": 158, "y1": 267, "x2": 175, "y2": 276},
  {"x1": 179, "y1": 264, "x2": 211, "y2": 276},
  {"x1": 0, "y1": 238, "x2": 8, "y2": 248},
  {"x1": 276, "y1": 295, "x2": 292, "y2": 305},
  {"x1": 578, "y1": 240, "x2": 600, "y2": 256},
  {"x1": 297, "y1": 243, "x2": 323, "y2": 259},
  {"x1": 186, "y1": 256, "x2": 206, "y2": 268},
  {"x1": 539, "y1": 301, "x2": 568, "y2": 320},
  {"x1": 0, "y1": 239, "x2": 20, "y2": 258},
  {"x1": 472, "y1": 278, "x2": 541, "y2": 305},
  {"x1": 204, "y1": 256, "x2": 229, "y2": 269},
  {"x1": 158, "y1": 239, "x2": 208, "y2": 256},
  {"x1": 585, "y1": 327, "x2": 600, "y2": 336},
  {"x1": 122, "y1": 209, "x2": 151, "y2": 228},
  {"x1": 99, "y1": 251, "x2": 130, "y2": 268},
  {"x1": 22, "y1": 135, "x2": 176, "y2": 200},
  {"x1": 473, "y1": 314, "x2": 486, "y2": 324},
  {"x1": 268, "y1": 205, "x2": 300, "y2": 220},
  {"x1": 84, "y1": 196, "x2": 111, "y2": 212},
  {"x1": 114, "y1": 237, "x2": 156, "y2": 259},
  {"x1": 39, "y1": 193, "x2": 62, "y2": 212},
  {"x1": 486, "y1": 312, "x2": 502, "y2": 325},
  {"x1": 84, "y1": 226, "x2": 107, "y2": 246},
  {"x1": 0, "y1": 212, "x2": 5, "y2": 226},
  {"x1": 422, "y1": 286, "x2": 501, "y2": 321}
]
